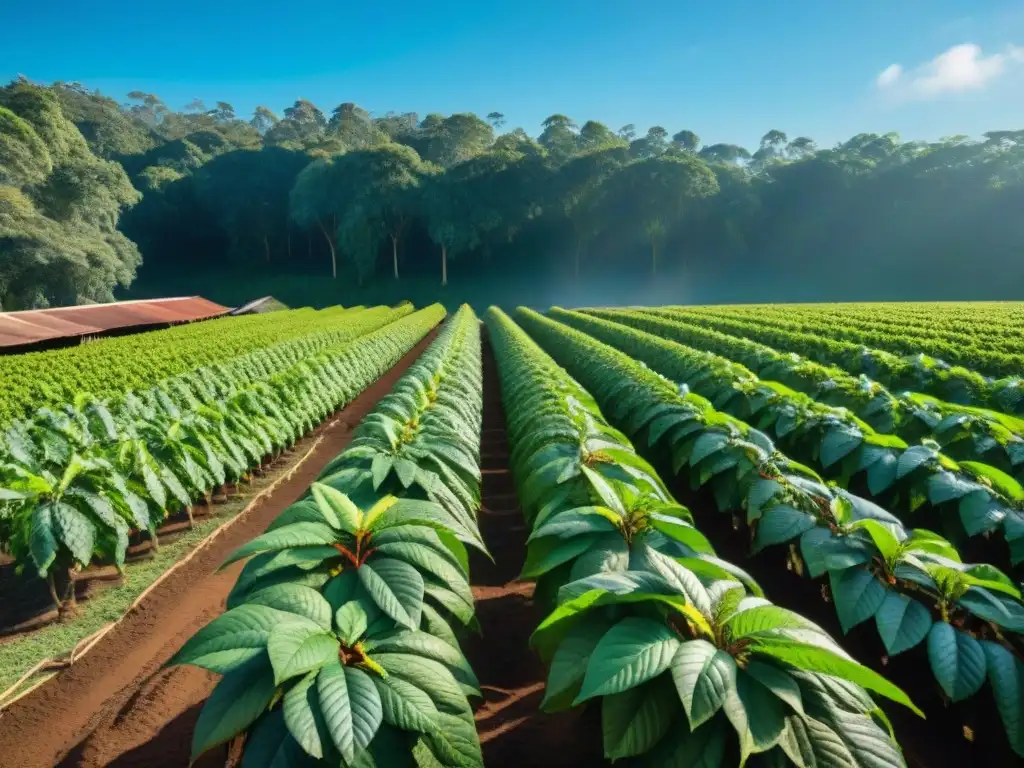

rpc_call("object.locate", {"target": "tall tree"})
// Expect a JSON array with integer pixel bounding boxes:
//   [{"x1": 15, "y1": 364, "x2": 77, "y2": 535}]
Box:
[
  {"x1": 289, "y1": 157, "x2": 342, "y2": 278},
  {"x1": 193, "y1": 147, "x2": 310, "y2": 266},
  {"x1": 550, "y1": 146, "x2": 630, "y2": 278},
  {"x1": 336, "y1": 145, "x2": 427, "y2": 279},
  {"x1": 539, "y1": 114, "x2": 578, "y2": 164},
  {"x1": 424, "y1": 113, "x2": 494, "y2": 167},
  {"x1": 265, "y1": 99, "x2": 326, "y2": 148},
  {"x1": 671, "y1": 129, "x2": 700, "y2": 153},
  {"x1": 577, "y1": 120, "x2": 625, "y2": 152},
  {"x1": 630, "y1": 126, "x2": 670, "y2": 158},
  {"x1": 327, "y1": 102, "x2": 380, "y2": 149},
  {"x1": 250, "y1": 106, "x2": 278, "y2": 135},
  {"x1": 419, "y1": 165, "x2": 474, "y2": 286},
  {"x1": 596, "y1": 154, "x2": 719, "y2": 275},
  {"x1": 0, "y1": 81, "x2": 141, "y2": 308},
  {"x1": 698, "y1": 143, "x2": 751, "y2": 165}
]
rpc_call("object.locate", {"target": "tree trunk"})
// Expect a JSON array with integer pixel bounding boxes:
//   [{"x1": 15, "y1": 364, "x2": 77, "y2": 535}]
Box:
[
  {"x1": 391, "y1": 235, "x2": 400, "y2": 280},
  {"x1": 441, "y1": 245, "x2": 448, "y2": 287},
  {"x1": 317, "y1": 218, "x2": 337, "y2": 279},
  {"x1": 49, "y1": 567, "x2": 77, "y2": 617}
]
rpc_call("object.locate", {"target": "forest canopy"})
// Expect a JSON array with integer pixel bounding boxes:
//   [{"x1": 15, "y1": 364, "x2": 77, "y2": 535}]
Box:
[{"x1": 2, "y1": 76, "x2": 1024, "y2": 309}]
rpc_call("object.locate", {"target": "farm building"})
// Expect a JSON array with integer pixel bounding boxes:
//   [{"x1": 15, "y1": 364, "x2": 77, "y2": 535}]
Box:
[{"x1": 0, "y1": 296, "x2": 231, "y2": 353}]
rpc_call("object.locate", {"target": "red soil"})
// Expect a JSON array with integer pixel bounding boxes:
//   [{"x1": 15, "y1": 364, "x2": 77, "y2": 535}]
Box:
[{"x1": 464, "y1": 339, "x2": 604, "y2": 767}]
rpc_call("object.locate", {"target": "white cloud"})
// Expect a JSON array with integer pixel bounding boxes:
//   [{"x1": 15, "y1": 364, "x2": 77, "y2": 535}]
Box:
[
  {"x1": 876, "y1": 64, "x2": 903, "y2": 88},
  {"x1": 876, "y1": 43, "x2": 1024, "y2": 99}
]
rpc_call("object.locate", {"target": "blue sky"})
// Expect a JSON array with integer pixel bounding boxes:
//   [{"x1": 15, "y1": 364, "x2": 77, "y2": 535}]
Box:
[{"x1": 4, "y1": 0, "x2": 1024, "y2": 149}]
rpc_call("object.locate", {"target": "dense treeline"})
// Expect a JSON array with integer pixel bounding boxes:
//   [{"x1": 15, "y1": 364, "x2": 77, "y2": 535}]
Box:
[{"x1": 3, "y1": 76, "x2": 1024, "y2": 309}]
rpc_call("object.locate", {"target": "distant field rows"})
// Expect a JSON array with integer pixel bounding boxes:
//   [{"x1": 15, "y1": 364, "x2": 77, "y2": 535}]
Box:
[
  {"x1": 0, "y1": 304, "x2": 409, "y2": 428},
  {"x1": 668, "y1": 306, "x2": 1024, "y2": 378},
  {"x1": 688, "y1": 303, "x2": 1024, "y2": 353}
]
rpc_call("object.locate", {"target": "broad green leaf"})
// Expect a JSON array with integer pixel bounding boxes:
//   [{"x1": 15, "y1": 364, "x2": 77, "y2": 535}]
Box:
[
  {"x1": 631, "y1": 545, "x2": 712, "y2": 616},
  {"x1": 927, "y1": 622, "x2": 986, "y2": 702},
  {"x1": 336, "y1": 602, "x2": 370, "y2": 645},
  {"x1": 283, "y1": 671, "x2": 326, "y2": 758},
  {"x1": 53, "y1": 501, "x2": 96, "y2": 567},
  {"x1": 726, "y1": 604, "x2": 820, "y2": 639},
  {"x1": 850, "y1": 519, "x2": 903, "y2": 562},
  {"x1": 521, "y1": 534, "x2": 600, "y2": 579},
  {"x1": 169, "y1": 603, "x2": 292, "y2": 673},
  {"x1": 364, "y1": 630, "x2": 478, "y2": 692},
  {"x1": 541, "y1": 616, "x2": 610, "y2": 712},
  {"x1": 223, "y1": 523, "x2": 338, "y2": 567},
  {"x1": 747, "y1": 479, "x2": 782, "y2": 523},
  {"x1": 575, "y1": 617, "x2": 682, "y2": 703},
  {"x1": 829, "y1": 568, "x2": 887, "y2": 634},
  {"x1": 981, "y1": 641, "x2": 1024, "y2": 757},
  {"x1": 358, "y1": 557, "x2": 425, "y2": 630},
  {"x1": 394, "y1": 458, "x2": 418, "y2": 488},
  {"x1": 528, "y1": 507, "x2": 619, "y2": 542},
  {"x1": 743, "y1": 660, "x2": 804, "y2": 716},
  {"x1": 245, "y1": 584, "x2": 333, "y2": 631},
  {"x1": 751, "y1": 637, "x2": 923, "y2": 716},
  {"x1": 371, "y1": 454, "x2": 394, "y2": 490},
  {"x1": 375, "y1": 652, "x2": 471, "y2": 716},
  {"x1": 821, "y1": 428, "x2": 864, "y2": 468},
  {"x1": 602, "y1": 675, "x2": 677, "y2": 760},
  {"x1": 875, "y1": 592, "x2": 932, "y2": 656},
  {"x1": 670, "y1": 640, "x2": 736, "y2": 729},
  {"x1": 649, "y1": 713, "x2": 727, "y2": 767},
  {"x1": 580, "y1": 465, "x2": 627, "y2": 516},
  {"x1": 267, "y1": 618, "x2": 340, "y2": 685},
  {"x1": 311, "y1": 483, "x2": 360, "y2": 532},
  {"x1": 754, "y1": 505, "x2": 816, "y2": 552},
  {"x1": 649, "y1": 513, "x2": 715, "y2": 554},
  {"x1": 373, "y1": 540, "x2": 473, "y2": 608},
  {"x1": 725, "y1": 670, "x2": 787, "y2": 761},
  {"x1": 192, "y1": 655, "x2": 277, "y2": 760},
  {"x1": 690, "y1": 432, "x2": 730, "y2": 466},
  {"x1": 241, "y1": 709, "x2": 311, "y2": 768},
  {"x1": 317, "y1": 659, "x2": 382, "y2": 763},
  {"x1": 29, "y1": 502, "x2": 59, "y2": 576},
  {"x1": 778, "y1": 714, "x2": 856, "y2": 768}
]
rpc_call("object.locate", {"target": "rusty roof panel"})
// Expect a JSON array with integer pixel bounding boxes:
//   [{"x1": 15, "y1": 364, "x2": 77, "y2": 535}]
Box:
[{"x1": 0, "y1": 297, "x2": 230, "y2": 349}]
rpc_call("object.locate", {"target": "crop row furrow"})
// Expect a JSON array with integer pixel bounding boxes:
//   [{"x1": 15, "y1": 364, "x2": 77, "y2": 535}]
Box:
[
  {"x1": 488, "y1": 307, "x2": 915, "y2": 767},
  {"x1": 170, "y1": 305, "x2": 488, "y2": 767},
  {"x1": 571, "y1": 307, "x2": 1024, "y2": 567},
  {"x1": 516, "y1": 306, "x2": 1024, "y2": 760}
]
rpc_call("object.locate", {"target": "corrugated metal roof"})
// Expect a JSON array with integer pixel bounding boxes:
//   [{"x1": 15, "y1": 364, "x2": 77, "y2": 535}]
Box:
[{"x1": 0, "y1": 296, "x2": 231, "y2": 349}]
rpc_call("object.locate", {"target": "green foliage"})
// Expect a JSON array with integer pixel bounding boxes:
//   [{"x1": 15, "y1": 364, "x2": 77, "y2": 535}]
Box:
[
  {"x1": 558, "y1": 308, "x2": 1024, "y2": 561},
  {"x1": 172, "y1": 305, "x2": 485, "y2": 767},
  {"x1": 487, "y1": 307, "x2": 912, "y2": 766},
  {"x1": 515, "y1": 305, "x2": 1024, "y2": 758},
  {"x1": 0, "y1": 305, "x2": 443, "y2": 593},
  {"x1": 0, "y1": 80, "x2": 141, "y2": 309}
]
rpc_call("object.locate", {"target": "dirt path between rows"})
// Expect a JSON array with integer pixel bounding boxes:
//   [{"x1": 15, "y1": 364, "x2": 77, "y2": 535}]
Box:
[
  {"x1": 0, "y1": 329, "x2": 438, "y2": 768},
  {"x1": 462, "y1": 336, "x2": 603, "y2": 767}
]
